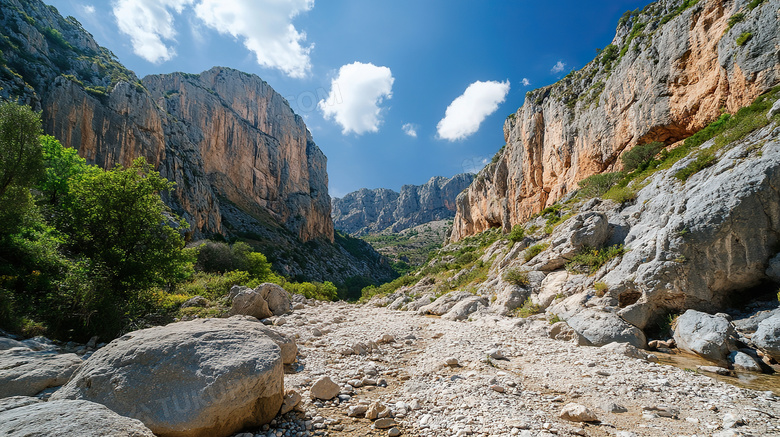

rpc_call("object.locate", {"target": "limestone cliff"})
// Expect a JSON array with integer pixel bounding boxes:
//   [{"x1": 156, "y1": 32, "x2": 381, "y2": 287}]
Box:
[
  {"x1": 332, "y1": 174, "x2": 474, "y2": 235},
  {"x1": 0, "y1": 0, "x2": 332, "y2": 243},
  {"x1": 451, "y1": 0, "x2": 780, "y2": 241}
]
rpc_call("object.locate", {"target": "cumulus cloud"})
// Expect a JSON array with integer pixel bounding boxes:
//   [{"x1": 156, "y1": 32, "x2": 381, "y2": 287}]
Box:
[
  {"x1": 402, "y1": 123, "x2": 418, "y2": 138},
  {"x1": 82, "y1": 4, "x2": 96, "y2": 14},
  {"x1": 521, "y1": 78, "x2": 530, "y2": 86},
  {"x1": 193, "y1": 0, "x2": 313, "y2": 78},
  {"x1": 113, "y1": 0, "x2": 314, "y2": 77},
  {"x1": 436, "y1": 80, "x2": 510, "y2": 141},
  {"x1": 551, "y1": 61, "x2": 566, "y2": 73},
  {"x1": 319, "y1": 62, "x2": 394, "y2": 135},
  {"x1": 113, "y1": 0, "x2": 192, "y2": 63}
]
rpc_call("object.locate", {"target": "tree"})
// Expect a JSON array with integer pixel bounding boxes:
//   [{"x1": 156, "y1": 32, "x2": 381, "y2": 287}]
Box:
[
  {"x1": 621, "y1": 141, "x2": 664, "y2": 172},
  {"x1": 37, "y1": 135, "x2": 97, "y2": 205},
  {"x1": 61, "y1": 157, "x2": 190, "y2": 295},
  {"x1": 0, "y1": 102, "x2": 44, "y2": 235}
]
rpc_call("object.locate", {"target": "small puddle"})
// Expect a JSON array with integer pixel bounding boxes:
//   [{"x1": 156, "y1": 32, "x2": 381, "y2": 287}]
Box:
[{"x1": 654, "y1": 350, "x2": 780, "y2": 396}]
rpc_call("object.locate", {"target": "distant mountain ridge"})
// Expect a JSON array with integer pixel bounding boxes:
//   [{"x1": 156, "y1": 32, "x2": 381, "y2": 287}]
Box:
[{"x1": 332, "y1": 173, "x2": 475, "y2": 236}]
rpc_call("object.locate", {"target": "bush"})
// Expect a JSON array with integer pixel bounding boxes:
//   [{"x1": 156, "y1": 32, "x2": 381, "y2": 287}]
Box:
[
  {"x1": 360, "y1": 275, "x2": 417, "y2": 302},
  {"x1": 524, "y1": 243, "x2": 549, "y2": 262},
  {"x1": 603, "y1": 185, "x2": 637, "y2": 203},
  {"x1": 566, "y1": 245, "x2": 626, "y2": 275},
  {"x1": 503, "y1": 268, "x2": 529, "y2": 286},
  {"x1": 513, "y1": 297, "x2": 543, "y2": 318},
  {"x1": 577, "y1": 172, "x2": 624, "y2": 198},
  {"x1": 727, "y1": 13, "x2": 745, "y2": 30},
  {"x1": 748, "y1": 0, "x2": 766, "y2": 9},
  {"x1": 736, "y1": 32, "x2": 752, "y2": 46},
  {"x1": 508, "y1": 225, "x2": 525, "y2": 243},
  {"x1": 280, "y1": 280, "x2": 338, "y2": 301},
  {"x1": 621, "y1": 142, "x2": 664, "y2": 172},
  {"x1": 175, "y1": 271, "x2": 250, "y2": 301},
  {"x1": 594, "y1": 281, "x2": 608, "y2": 297}
]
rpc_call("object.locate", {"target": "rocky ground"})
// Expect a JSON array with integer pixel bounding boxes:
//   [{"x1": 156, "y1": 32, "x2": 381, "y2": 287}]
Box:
[{"x1": 246, "y1": 301, "x2": 780, "y2": 437}]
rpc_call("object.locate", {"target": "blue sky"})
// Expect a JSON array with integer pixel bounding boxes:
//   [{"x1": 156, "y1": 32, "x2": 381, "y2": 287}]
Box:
[{"x1": 45, "y1": 0, "x2": 649, "y2": 198}]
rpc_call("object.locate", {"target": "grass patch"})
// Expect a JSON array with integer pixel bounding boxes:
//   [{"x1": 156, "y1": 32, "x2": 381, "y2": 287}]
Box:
[
  {"x1": 360, "y1": 275, "x2": 417, "y2": 302},
  {"x1": 549, "y1": 314, "x2": 562, "y2": 324},
  {"x1": 736, "y1": 32, "x2": 753, "y2": 46},
  {"x1": 503, "y1": 268, "x2": 530, "y2": 286},
  {"x1": 674, "y1": 152, "x2": 716, "y2": 181},
  {"x1": 577, "y1": 172, "x2": 624, "y2": 198},
  {"x1": 748, "y1": 0, "x2": 766, "y2": 10},
  {"x1": 566, "y1": 245, "x2": 626, "y2": 275},
  {"x1": 524, "y1": 243, "x2": 549, "y2": 263},
  {"x1": 727, "y1": 13, "x2": 745, "y2": 31}
]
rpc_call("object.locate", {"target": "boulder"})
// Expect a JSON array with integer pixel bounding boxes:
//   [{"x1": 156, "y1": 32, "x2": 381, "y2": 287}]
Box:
[
  {"x1": 51, "y1": 318, "x2": 284, "y2": 437},
  {"x1": 442, "y1": 295, "x2": 488, "y2": 321},
  {"x1": 225, "y1": 315, "x2": 297, "y2": 364},
  {"x1": 0, "y1": 399, "x2": 155, "y2": 436},
  {"x1": 181, "y1": 295, "x2": 207, "y2": 309},
  {"x1": 533, "y1": 271, "x2": 569, "y2": 309},
  {"x1": 255, "y1": 283, "x2": 292, "y2": 316},
  {"x1": 601, "y1": 342, "x2": 658, "y2": 362},
  {"x1": 768, "y1": 99, "x2": 780, "y2": 120},
  {"x1": 406, "y1": 294, "x2": 434, "y2": 312},
  {"x1": 418, "y1": 290, "x2": 474, "y2": 316},
  {"x1": 565, "y1": 308, "x2": 646, "y2": 349},
  {"x1": 310, "y1": 376, "x2": 340, "y2": 400},
  {"x1": 728, "y1": 351, "x2": 763, "y2": 373},
  {"x1": 559, "y1": 403, "x2": 598, "y2": 422},
  {"x1": 753, "y1": 314, "x2": 780, "y2": 361},
  {"x1": 549, "y1": 321, "x2": 588, "y2": 345},
  {"x1": 0, "y1": 396, "x2": 42, "y2": 413},
  {"x1": 673, "y1": 310, "x2": 737, "y2": 365},
  {"x1": 0, "y1": 337, "x2": 26, "y2": 350},
  {"x1": 230, "y1": 289, "x2": 273, "y2": 319},
  {"x1": 280, "y1": 389, "x2": 302, "y2": 415},
  {"x1": 0, "y1": 349, "x2": 82, "y2": 397}
]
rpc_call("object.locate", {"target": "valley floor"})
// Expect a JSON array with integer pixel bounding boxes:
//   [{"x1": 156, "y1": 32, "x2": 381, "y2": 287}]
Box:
[{"x1": 260, "y1": 302, "x2": 780, "y2": 437}]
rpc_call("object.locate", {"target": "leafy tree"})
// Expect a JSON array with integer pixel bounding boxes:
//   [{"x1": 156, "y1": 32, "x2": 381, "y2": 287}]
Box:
[
  {"x1": 0, "y1": 102, "x2": 44, "y2": 235},
  {"x1": 621, "y1": 141, "x2": 664, "y2": 172},
  {"x1": 61, "y1": 157, "x2": 190, "y2": 295},
  {"x1": 37, "y1": 135, "x2": 97, "y2": 205}
]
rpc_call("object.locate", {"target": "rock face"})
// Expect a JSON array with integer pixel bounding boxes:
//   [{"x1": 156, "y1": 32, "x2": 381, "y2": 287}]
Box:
[
  {"x1": 51, "y1": 318, "x2": 285, "y2": 437},
  {"x1": 332, "y1": 174, "x2": 474, "y2": 235},
  {"x1": 0, "y1": 0, "x2": 332, "y2": 243},
  {"x1": 0, "y1": 348, "x2": 83, "y2": 397},
  {"x1": 0, "y1": 399, "x2": 156, "y2": 437},
  {"x1": 451, "y1": 0, "x2": 780, "y2": 241}
]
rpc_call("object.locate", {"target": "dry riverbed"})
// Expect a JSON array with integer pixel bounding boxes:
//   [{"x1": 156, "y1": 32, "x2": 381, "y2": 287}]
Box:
[{"x1": 244, "y1": 302, "x2": 780, "y2": 437}]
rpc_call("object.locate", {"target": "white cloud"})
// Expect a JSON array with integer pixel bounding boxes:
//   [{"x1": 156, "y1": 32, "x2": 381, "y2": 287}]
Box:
[
  {"x1": 319, "y1": 62, "x2": 394, "y2": 135},
  {"x1": 113, "y1": 0, "x2": 314, "y2": 77},
  {"x1": 193, "y1": 0, "x2": 314, "y2": 78},
  {"x1": 521, "y1": 78, "x2": 530, "y2": 86},
  {"x1": 113, "y1": 0, "x2": 192, "y2": 64},
  {"x1": 82, "y1": 4, "x2": 96, "y2": 14},
  {"x1": 551, "y1": 61, "x2": 566, "y2": 73},
  {"x1": 402, "y1": 123, "x2": 418, "y2": 138},
  {"x1": 436, "y1": 80, "x2": 510, "y2": 141}
]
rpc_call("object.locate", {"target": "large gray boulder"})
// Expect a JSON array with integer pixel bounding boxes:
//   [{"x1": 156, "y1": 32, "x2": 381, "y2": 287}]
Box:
[
  {"x1": 0, "y1": 337, "x2": 26, "y2": 350},
  {"x1": 255, "y1": 283, "x2": 292, "y2": 315},
  {"x1": 0, "y1": 396, "x2": 42, "y2": 413},
  {"x1": 442, "y1": 296, "x2": 488, "y2": 321},
  {"x1": 0, "y1": 399, "x2": 155, "y2": 436},
  {"x1": 673, "y1": 310, "x2": 737, "y2": 365},
  {"x1": 0, "y1": 348, "x2": 83, "y2": 397},
  {"x1": 225, "y1": 315, "x2": 298, "y2": 364},
  {"x1": 51, "y1": 318, "x2": 284, "y2": 437},
  {"x1": 564, "y1": 308, "x2": 646, "y2": 349},
  {"x1": 230, "y1": 289, "x2": 273, "y2": 319},
  {"x1": 418, "y1": 291, "x2": 474, "y2": 316},
  {"x1": 753, "y1": 313, "x2": 780, "y2": 361}
]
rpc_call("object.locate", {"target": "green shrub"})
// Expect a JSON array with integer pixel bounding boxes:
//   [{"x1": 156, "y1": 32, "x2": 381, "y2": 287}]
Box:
[
  {"x1": 175, "y1": 271, "x2": 250, "y2": 300},
  {"x1": 594, "y1": 281, "x2": 608, "y2": 297},
  {"x1": 622, "y1": 142, "x2": 664, "y2": 171},
  {"x1": 281, "y1": 280, "x2": 338, "y2": 301},
  {"x1": 549, "y1": 314, "x2": 562, "y2": 324},
  {"x1": 566, "y1": 245, "x2": 626, "y2": 275},
  {"x1": 508, "y1": 224, "x2": 525, "y2": 243},
  {"x1": 503, "y1": 268, "x2": 529, "y2": 286},
  {"x1": 748, "y1": 0, "x2": 766, "y2": 10},
  {"x1": 513, "y1": 297, "x2": 543, "y2": 318},
  {"x1": 674, "y1": 152, "x2": 716, "y2": 181},
  {"x1": 360, "y1": 275, "x2": 417, "y2": 301},
  {"x1": 603, "y1": 185, "x2": 637, "y2": 203},
  {"x1": 727, "y1": 13, "x2": 745, "y2": 30},
  {"x1": 577, "y1": 172, "x2": 624, "y2": 198},
  {"x1": 736, "y1": 32, "x2": 752, "y2": 46},
  {"x1": 524, "y1": 243, "x2": 549, "y2": 262}
]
